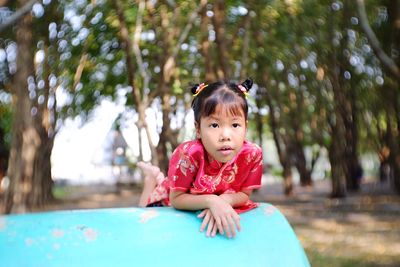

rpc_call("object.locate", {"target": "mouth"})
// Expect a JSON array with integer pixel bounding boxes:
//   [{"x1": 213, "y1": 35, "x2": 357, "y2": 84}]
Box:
[{"x1": 218, "y1": 147, "x2": 234, "y2": 155}]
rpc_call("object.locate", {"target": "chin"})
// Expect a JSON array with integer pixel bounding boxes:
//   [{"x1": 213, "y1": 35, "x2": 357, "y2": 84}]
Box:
[{"x1": 220, "y1": 156, "x2": 234, "y2": 163}]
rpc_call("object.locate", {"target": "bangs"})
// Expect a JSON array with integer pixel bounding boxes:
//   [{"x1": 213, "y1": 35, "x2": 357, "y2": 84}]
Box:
[{"x1": 201, "y1": 91, "x2": 246, "y2": 119}]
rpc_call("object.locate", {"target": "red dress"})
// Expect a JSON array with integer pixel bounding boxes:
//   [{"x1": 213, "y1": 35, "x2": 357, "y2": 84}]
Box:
[{"x1": 146, "y1": 139, "x2": 263, "y2": 213}]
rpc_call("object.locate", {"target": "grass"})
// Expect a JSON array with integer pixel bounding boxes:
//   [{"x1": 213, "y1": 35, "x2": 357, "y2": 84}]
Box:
[
  {"x1": 305, "y1": 249, "x2": 382, "y2": 267},
  {"x1": 52, "y1": 186, "x2": 68, "y2": 199}
]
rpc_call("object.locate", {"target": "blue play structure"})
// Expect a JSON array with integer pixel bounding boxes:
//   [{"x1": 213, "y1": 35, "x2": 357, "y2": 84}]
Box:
[{"x1": 0, "y1": 203, "x2": 310, "y2": 267}]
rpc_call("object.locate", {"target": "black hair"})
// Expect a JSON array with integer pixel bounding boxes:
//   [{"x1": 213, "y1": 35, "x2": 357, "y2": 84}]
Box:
[{"x1": 190, "y1": 78, "x2": 253, "y2": 124}]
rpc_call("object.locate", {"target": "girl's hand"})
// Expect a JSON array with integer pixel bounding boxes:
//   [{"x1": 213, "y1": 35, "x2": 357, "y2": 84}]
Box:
[
  {"x1": 197, "y1": 209, "x2": 219, "y2": 237},
  {"x1": 207, "y1": 196, "x2": 241, "y2": 238}
]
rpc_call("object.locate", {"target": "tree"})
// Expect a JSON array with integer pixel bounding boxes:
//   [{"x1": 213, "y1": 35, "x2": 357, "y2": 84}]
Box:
[
  {"x1": 357, "y1": 0, "x2": 400, "y2": 193},
  {"x1": 1, "y1": 0, "x2": 63, "y2": 213},
  {"x1": 4, "y1": 0, "x2": 42, "y2": 213}
]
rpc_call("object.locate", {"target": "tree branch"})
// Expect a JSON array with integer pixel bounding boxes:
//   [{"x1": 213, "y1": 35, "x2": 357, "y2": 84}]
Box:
[
  {"x1": 0, "y1": 0, "x2": 38, "y2": 34},
  {"x1": 356, "y1": 0, "x2": 400, "y2": 81},
  {"x1": 171, "y1": 0, "x2": 207, "y2": 58},
  {"x1": 133, "y1": 0, "x2": 150, "y2": 104}
]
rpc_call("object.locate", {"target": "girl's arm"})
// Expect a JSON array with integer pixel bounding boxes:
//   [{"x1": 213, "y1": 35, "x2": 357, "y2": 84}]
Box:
[
  {"x1": 169, "y1": 190, "x2": 220, "y2": 210},
  {"x1": 219, "y1": 189, "x2": 252, "y2": 207},
  {"x1": 170, "y1": 190, "x2": 240, "y2": 238},
  {"x1": 195, "y1": 190, "x2": 253, "y2": 237}
]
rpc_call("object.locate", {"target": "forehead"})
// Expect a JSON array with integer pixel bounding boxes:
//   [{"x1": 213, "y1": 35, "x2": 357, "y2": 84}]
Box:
[{"x1": 204, "y1": 104, "x2": 245, "y2": 119}]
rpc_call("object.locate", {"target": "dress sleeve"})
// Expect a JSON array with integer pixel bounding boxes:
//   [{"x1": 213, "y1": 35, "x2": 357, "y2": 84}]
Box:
[
  {"x1": 167, "y1": 145, "x2": 199, "y2": 192},
  {"x1": 240, "y1": 148, "x2": 263, "y2": 190}
]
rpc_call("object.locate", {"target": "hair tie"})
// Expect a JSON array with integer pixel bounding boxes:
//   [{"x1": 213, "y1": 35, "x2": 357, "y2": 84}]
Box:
[
  {"x1": 237, "y1": 84, "x2": 249, "y2": 97},
  {"x1": 192, "y1": 83, "x2": 208, "y2": 97}
]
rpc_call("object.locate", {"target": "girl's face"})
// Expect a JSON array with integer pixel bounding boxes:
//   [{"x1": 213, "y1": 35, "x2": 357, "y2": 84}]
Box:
[{"x1": 196, "y1": 104, "x2": 247, "y2": 163}]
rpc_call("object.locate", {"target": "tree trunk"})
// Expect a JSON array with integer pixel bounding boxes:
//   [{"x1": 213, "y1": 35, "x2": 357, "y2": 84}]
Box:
[
  {"x1": 384, "y1": 0, "x2": 400, "y2": 193},
  {"x1": 329, "y1": 135, "x2": 347, "y2": 198},
  {"x1": 254, "y1": 95, "x2": 264, "y2": 146},
  {"x1": 386, "y1": 89, "x2": 400, "y2": 193},
  {"x1": 283, "y1": 161, "x2": 293, "y2": 196},
  {"x1": 4, "y1": 4, "x2": 38, "y2": 213},
  {"x1": 156, "y1": 91, "x2": 176, "y2": 173},
  {"x1": 212, "y1": 0, "x2": 231, "y2": 80},
  {"x1": 338, "y1": 0, "x2": 360, "y2": 192},
  {"x1": 260, "y1": 71, "x2": 294, "y2": 195},
  {"x1": 113, "y1": 0, "x2": 158, "y2": 163},
  {"x1": 292, "y1": 141, "x2": 312, "y2": 186},
  {"x1": 199, "y1": 3, "x2": 216, "y2": 82},
  {"x1": 31, "y1": 127, "x2": 54, "y2": 207},
  {"x1": 147, "y1": 2, "x2": 205, "y2": 170},
  {"x1": 326, "y1": 2, "x2": 348, "y2": 198}
]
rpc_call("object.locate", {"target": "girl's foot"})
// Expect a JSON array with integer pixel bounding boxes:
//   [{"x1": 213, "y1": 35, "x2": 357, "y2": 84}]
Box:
[
  {"x1": 137, "y1": 161, "x2": 161, "y2": 181},
  {"x1": 137, "y1": 161, "x2": 161, "y2": 207}
]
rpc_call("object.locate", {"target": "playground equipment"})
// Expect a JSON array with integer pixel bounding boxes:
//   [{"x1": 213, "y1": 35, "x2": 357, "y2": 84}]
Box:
[{"x1": 0, "y1": 203, "x2": 310, "y2": 267}]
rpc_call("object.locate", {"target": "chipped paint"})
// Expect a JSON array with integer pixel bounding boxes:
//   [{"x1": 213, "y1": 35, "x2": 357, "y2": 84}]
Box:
[
  {"x1": 76, "y1": 225, "x2": 87, "y2": 231},
  {"x1": 83, "y1": 228, "x2": 98, "y2": 242},
  {"x1": 25, "y1": 238, "x2": 35, "y2": 246},
  {"x1": 263, "y1": 205, "x2": 276, "y2": 216},
  {"x1": 139, "y1": 209, "x2": 159, "y2": 223},
  {"x1": 52, "y1": 229, "x2": 64, "y2": 238}
]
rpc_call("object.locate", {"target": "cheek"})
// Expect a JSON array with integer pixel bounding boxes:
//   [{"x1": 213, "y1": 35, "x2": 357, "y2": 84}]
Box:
[{"x1": 199, "y1": 130, "x2": 216, "y2": 144}]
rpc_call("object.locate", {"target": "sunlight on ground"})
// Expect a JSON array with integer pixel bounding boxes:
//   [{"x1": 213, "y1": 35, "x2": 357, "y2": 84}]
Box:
[{"x1": 278, "y1": 203, "x2": 400, "y2": 266}]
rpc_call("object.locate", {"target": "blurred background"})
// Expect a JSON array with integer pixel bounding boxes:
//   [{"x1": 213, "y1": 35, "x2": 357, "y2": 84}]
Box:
[{"x1": 0, "y1": 0, "x2": 399, "y2": 266}]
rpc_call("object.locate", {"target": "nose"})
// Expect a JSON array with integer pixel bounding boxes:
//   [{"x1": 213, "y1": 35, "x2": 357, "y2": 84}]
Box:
[{"x1": 219, "y1": 127, "x2": 231, "y2": 142}]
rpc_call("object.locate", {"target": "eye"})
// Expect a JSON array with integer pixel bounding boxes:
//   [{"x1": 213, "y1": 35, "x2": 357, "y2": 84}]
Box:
[
  {"x1": 232, "y1": 123, "x2": 241, "y2": 128},
  {"x1": 210, "y1": 123, "x2": 219, "y2": 128}
]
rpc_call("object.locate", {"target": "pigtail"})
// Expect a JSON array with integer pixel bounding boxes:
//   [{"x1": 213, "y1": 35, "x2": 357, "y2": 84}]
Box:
[
  {"x1": 237, "y1": 78, "x2": 253, "y2": 96},
  {"x1": 241, "y1": 78, "x2": 253, "y2": 92},
  {"x1": 191, "y1": 83, "x2": 208, "y2": 97},
  {"x1": 190, "y1": 84, "x2": 200, "y2": 95}
]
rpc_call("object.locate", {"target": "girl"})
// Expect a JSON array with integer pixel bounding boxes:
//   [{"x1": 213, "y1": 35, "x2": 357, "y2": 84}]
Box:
[{"x1": 137, "y1": 78, "x2": 263, "y2": 238}]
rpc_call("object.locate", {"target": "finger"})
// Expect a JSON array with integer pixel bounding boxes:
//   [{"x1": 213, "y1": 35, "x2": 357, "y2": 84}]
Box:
[
  {"x1": 199, "y1": 211, "x2": 211, "y2": 232},
  {"x1": 233, "y1": 213, "x2": 241, "y2": 232},
  {"x1": 215, "y1": 217, "x2": 224, "y2": 235},
  {"x1": 197, "y1": 210, "x2": 207, "y2": 218},
  {"x1": 211, "y1": 222, "x2": 218, "y2": 237},
  {"x1": 206, "y1": 217, "x2": 214, "y2": 237},
  {"x1": 227, "y1": 215, "x2": 237, "y2": 238},
  {"x1": 221, "y1": 217, "x2": 232, "y2": 238}
]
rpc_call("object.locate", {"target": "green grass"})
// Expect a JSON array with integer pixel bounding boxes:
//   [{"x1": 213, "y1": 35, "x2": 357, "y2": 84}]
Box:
[
  {"x1": 52, "y1": 186, "x2": 69, "y2": 199},
  {"x1": 306, "y1": 248, "x2": 396, "y2": 267}
]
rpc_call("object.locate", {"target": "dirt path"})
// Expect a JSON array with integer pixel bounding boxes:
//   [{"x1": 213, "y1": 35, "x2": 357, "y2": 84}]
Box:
[{"x1": 39, "y1": 178, "x2": 400, "y2": 267}]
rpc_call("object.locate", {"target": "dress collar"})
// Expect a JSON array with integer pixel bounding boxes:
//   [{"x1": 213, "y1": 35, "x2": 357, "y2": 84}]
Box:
[{"x1": 205, "y1": 147, "x2": 242, "y2": 171}]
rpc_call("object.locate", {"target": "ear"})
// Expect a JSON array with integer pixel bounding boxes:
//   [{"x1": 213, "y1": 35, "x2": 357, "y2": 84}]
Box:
[{"x1": 195, "y1": 122, "x2": 201, "y2": 139}]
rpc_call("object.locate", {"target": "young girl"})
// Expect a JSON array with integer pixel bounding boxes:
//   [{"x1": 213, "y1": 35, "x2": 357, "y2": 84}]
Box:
[{"x1": 137, "y1": 78, "x2": 263, "y2": 238}]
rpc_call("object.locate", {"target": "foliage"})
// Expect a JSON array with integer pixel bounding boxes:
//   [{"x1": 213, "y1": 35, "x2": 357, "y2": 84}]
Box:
[
  {"x1": 1, "y1": 0, "x2": 399, "y2": 208},
  {"x1": 0, "y1": 102, "x2": 12, "y2": 148}
]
